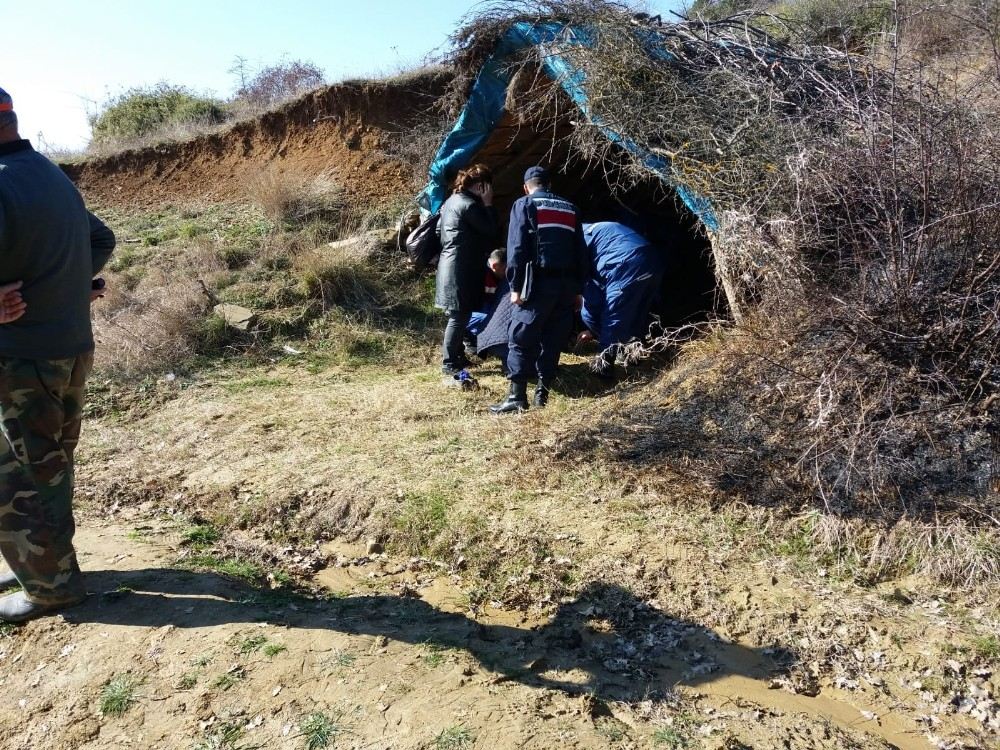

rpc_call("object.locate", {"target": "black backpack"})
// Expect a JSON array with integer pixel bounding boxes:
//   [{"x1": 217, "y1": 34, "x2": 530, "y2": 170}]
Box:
[{"x1": 405, "y1": 212, "x2": 442, "y2": 272}]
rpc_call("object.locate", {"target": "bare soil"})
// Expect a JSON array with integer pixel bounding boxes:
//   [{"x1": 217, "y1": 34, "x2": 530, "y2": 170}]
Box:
[
  {"x1": 1, "y1": 360, "x2": 993, "y2": 749},
  {"x1": 61, "y1": 71, "x2": 450, "y2": 211},
  {"x1": 0, "y1": 518, "x2": 945, "y2": 750}
]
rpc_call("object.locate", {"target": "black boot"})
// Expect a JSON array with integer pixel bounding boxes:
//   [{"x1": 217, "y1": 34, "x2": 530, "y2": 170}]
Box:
[
  {"x1": 533, "y1": 381, "x2": 550, "y2": 408},
  {"x1": 490, "y1": 381, "x2": 529, "y2": 414}
]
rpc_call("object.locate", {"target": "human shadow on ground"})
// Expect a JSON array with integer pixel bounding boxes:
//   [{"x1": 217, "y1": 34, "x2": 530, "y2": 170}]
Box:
[{"x1": 65, "y1": 569, "x2": 793, "y2": 704}]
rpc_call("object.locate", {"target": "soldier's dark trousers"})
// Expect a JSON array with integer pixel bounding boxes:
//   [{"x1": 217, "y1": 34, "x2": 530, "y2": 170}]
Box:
[
  {"x1": 0, "y1": 353, "x2": 92, "y2": 604},
  {"x1": 507, "y1": 275, "x2": 577, "y2": 383}
]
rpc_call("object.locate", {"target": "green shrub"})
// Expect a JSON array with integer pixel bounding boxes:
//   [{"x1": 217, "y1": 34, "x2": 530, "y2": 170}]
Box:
[
  {"x1": 777, "y1": 0, "x2": 891, "y2": 49},
  {"x1": 90, "y1": 83, "x2": 226, "y2": 145},
  {"x1": 692, "y1": 0, "x2": 891, "y2": 50}
]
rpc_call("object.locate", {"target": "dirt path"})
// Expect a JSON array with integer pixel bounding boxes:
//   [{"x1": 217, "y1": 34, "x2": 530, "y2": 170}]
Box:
[{"x1": 0, "y1": 518, "x2": 945, "y2": 750}]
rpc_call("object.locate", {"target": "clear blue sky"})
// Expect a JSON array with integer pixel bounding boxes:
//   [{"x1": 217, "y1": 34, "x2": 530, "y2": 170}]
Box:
[{"x1": 1, "y1": 0, "x2": 685, "y2": 150}]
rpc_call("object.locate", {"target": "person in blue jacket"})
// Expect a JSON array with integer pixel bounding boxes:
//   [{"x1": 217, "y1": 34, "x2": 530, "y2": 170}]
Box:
[
  {"x1": 490, "y1": 166, "x2": 589, "y2": 414},
  {"x1": 580, "y1": 221, "x2": 666, "y2": 379}
]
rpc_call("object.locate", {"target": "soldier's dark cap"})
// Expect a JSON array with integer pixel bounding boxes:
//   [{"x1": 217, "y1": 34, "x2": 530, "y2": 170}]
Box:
[
  {"x1": 524, "y1": 166, "x2": 550, "y2": 183},
  {"x1": 0, "y1": 88, "x2": 12, "y2": 113}
]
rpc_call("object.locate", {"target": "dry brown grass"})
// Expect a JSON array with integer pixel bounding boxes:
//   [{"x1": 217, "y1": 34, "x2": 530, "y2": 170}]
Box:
[
  {"x1": 93, "y1": 250, "x2": 219, "y2": 376},
  {"x1": 245, "y1": 168, "x2": 346, "y2": 226},
  {"x1": 442, "y1": 3, "x2": 1000, "y2": 519},
  {"x1": 292, "y1": 246, "x2": 386, "y2": 314}
]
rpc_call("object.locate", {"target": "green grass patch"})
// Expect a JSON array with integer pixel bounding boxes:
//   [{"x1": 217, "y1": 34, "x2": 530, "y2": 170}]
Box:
[
  {"x1": 299, "y1": 711, "x2": 344, "y2": 749},
  {"x1": 653, "y1": 726, "x2": 691, "y2": 747},
  {"x1": 435, "y1": 725, "x2": 474, "y2": 750},
  {"x1": 182, "y1": 554, "x2": 263, "y2": 582},
  {"x1": 182, "y1": 523, "x2": 221, "y2": 548},
  {"x1": 328, "y1": 649, "x2": 355, "y2": 668},
  {"x1": 177, "y1": 671, "x2": 199, "y2": 690},
  {"x1": 0, "y1": 621, "x2": 18, "y2": 637},
  {"x1": 344, "y1": 335, "x2": 391, "y2": 365},
  {"x1": 192, "y1": 720, "x2": 249, "y2": 750},
  {"x1": 973, "y1": 634, "x2": 1000, "y2": 661},
  {"x1": 421, "y1": 642, "x2": 452, "y2": 668},
  {"x1": 212, "y1": 668, "x2": 246, "y2": 691},
  {"x1": 596, "y1": 717, "x2": 627, "y2": 742},
  {"x1": 193, "y1": 313, "x2": 243, "y2": 356},
  {"x1": 221, "y1": 377, "x2": 291, "y2": 394},
  {"x1": 178, "y1": 220, "x2": 205, "y2": 239},
  {"x1": 263, "y1": 642, "x2": 287, "y2": 657},
  {"x1": 236, "y1": 633, "x2": 268, "y2": 655},
  {"x1": 100, "y1": 673, "x2": 144, "y2": 716},
  {"x1": 391, "y1": 492, "x2": 452, "y2": 556},
  {"x1": 126, "y1": 527, "x2": 157, "y2": 543},
  {"x1": 652, "y1": 713, "x2": 700, "y2": 748},
  {"x1": 108, "y1": 245, "x2": 145, "y2": 272},
  {"x1": 217, "y1": 245, "x2": 257, "y2": 269}
]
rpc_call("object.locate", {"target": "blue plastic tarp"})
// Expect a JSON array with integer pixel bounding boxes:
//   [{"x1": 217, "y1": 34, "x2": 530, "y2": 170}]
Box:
[{"x1": 419, "y1": 21, "x2": 718, "y2": 232}]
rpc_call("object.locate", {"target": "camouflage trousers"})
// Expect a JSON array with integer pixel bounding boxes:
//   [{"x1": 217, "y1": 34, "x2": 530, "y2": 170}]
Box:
[{"x1": 0, "y1": 353, "x2": 92, "y2": 604}]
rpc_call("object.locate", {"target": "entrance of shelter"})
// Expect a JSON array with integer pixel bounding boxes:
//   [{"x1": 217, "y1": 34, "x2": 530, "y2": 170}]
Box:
[{"x1": 467, "y1": 112, "x2": 722, "y2": 331}]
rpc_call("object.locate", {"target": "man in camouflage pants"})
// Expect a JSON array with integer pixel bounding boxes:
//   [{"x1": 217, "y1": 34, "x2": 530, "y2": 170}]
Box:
[{"x1": 0, "y1": 87, "x2": 116, "y2": 622}]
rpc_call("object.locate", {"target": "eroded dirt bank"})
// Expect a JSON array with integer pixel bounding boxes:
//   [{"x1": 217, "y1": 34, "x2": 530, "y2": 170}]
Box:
[{"x1": 61, "y1": 70, "x2": 451, "y2": 210}]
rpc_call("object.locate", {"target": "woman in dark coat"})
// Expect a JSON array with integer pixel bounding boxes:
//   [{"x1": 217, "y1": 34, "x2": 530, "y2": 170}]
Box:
[{"x1": 435, "y1": 164, "x2": 498, "y2": 374}]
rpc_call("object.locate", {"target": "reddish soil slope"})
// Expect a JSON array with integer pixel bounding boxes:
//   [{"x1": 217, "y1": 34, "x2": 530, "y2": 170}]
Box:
[{"x1": 63, "y1": 70, "x2": 452, "y2": 208}]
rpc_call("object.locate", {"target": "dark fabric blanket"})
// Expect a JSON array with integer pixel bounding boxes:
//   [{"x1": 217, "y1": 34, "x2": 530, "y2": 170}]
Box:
[{"x1": 476, "y1": 290, "x2": 514, "y2": 354}]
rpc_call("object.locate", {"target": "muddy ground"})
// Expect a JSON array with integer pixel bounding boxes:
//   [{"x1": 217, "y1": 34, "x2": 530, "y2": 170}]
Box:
[{"x1": 0, "y1": 497, "x2": 993, "y2": 749}]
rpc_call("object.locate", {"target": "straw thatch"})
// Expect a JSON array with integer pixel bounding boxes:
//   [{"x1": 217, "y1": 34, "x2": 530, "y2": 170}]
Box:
[{"x1": 445, "y1": 1, "x2": 1000, "y2": 516}]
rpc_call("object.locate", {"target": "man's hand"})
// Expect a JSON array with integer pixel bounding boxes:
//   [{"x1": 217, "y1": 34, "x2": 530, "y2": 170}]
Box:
[
  {"x1": 0, "y1": 281, "x2": 26, "y2": 324},
  {"x1": 90, "y1": 277, "x2": 107, "y2": 303},
  {"x1": 510, "y1": 290, "x2": 523, "y2": 306},
  {"x1": 576, "y1": 330, "x2": 595, "y2": 346}
]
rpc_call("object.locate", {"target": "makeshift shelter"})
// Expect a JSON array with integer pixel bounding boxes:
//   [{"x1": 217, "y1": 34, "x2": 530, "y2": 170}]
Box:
[{"x1": 417, "y1": 20, "x2": 726, "y2": 328}]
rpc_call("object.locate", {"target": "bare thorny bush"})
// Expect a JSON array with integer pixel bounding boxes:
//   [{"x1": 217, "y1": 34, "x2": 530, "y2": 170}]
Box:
[{"x1": 450, "y1": 1, "x2": 999, "y2": 519}]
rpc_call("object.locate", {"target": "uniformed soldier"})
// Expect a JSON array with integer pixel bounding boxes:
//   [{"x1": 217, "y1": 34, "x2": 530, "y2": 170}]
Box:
[
  {"x1": 490, "y1": 166, "x2": 589, "y2": 414},
  {"x1": 0, "y1": 87, "x2": 116, "y2": 622}
]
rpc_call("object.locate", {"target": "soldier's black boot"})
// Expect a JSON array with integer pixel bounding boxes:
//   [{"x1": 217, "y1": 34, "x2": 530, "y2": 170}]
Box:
[
  {"x1": 533, "y1": 380, "x2": 550, "y2": 408},
  {"x1": 490, "y1": 381, "x2": 529, "y2": 414}
]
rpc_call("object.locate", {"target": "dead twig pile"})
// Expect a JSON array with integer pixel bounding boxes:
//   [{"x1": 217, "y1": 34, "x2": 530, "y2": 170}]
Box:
[{"x1": 448, "y1": 2, "x2": 1000, "y2": 518}]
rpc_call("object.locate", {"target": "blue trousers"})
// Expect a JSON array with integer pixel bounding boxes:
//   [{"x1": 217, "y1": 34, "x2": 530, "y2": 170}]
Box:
[
  {"x1": 507, "y1": 276, "x2": 577, "y2": 383},
  {"x1": 601, "y1": 272, "x2": 662, "y2": 349}
]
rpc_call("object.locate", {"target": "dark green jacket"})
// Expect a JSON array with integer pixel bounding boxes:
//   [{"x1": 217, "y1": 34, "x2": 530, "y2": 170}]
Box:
[{"x1": 0, "y1": 140, "x2": 115, "y2": 359}]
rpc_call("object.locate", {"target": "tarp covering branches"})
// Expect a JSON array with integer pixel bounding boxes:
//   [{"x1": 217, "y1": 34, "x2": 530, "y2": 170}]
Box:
[{"x1": 432, "y1": 0, "x2": 1000, "y2": 518}]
